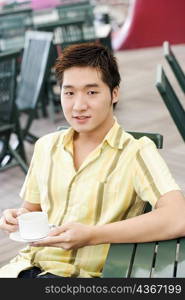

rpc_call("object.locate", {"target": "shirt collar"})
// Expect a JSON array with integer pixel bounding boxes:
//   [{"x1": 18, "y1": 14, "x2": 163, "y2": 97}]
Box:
[
  {"x1": 63, "y1": 126, "x2": 74, "y2": 147},
  {"x1": 61, "y1": 117, "x2": 126, "y2": 150},
  {"x1": 103, "y1": 117, "x2": 125, "y2": 150}
]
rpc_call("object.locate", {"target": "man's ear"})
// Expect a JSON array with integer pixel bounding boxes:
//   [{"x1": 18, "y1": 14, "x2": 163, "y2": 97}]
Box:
[{"x1": 112, "y1": 87, "x2": 119, "y2": 104}]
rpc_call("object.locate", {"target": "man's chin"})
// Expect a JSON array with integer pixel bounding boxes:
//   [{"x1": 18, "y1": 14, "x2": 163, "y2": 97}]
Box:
[
  {"x1": 71, "y1": 123, "x2": 95, "y2": 133},
  {"x1": 73, "y1": 127, "x2": 91, "y2": 133}
]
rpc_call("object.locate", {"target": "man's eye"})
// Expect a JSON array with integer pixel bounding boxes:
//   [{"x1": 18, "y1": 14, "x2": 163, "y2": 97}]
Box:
[
  {"x1": 87, "y1": 91, "x2": 98, "y2": 95},
  {"x1": 64, "y1": 92, "x2": 73, "y2": 96}
]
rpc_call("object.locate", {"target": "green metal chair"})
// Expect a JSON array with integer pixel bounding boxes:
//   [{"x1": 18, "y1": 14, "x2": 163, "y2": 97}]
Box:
[
  {"x1": 34, "y1": 18, "x2": 96, "y2": 50},
  {"x1": 163, "y1": 41, "x2": 185, "y2": 94},
  {"x1": 56, "y1": 1, "x2": 96, "y2": 46},
  {"x1": 57, "y1": 1, "x2": 95, "y2": 26},
  {"x1": 0, "y1": 9, "x2": 33, "y2": 52},
  {"x1": 102, "y1": 237, "x2": 185, "y2": 278},
  {"x1": 0, "y1": 49, "x2": 28, "y2": 173},
  {"x1": 156, "y1": 64, "x2": 185, "y2": 142},
  {"x1": 2, "y1": 1, "x2": 31, "y2": 10},
  {"x1": 16, "y1": 30, "x2": 53, "y2": 143}
]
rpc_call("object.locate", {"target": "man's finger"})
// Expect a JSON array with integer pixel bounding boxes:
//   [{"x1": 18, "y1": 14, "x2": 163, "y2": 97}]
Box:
[
  {"x1": 3, "y1": 222, "x2": 18, "y2": 233},
  {"x1": 3, "y1": 209, "x2": 18, "y2": 225},
  {"x1": 30, "y1": 242, "x2": 68, "y2": 248},
  {"x1": 7, "y1": 225, "x2": 18, "y2": 233},
  {"x1": 31, "y1": 234, "x2": 69, "y2": 246},
  {"x1": 48, "y1": 226, "x2": 66, "y2": 237}
]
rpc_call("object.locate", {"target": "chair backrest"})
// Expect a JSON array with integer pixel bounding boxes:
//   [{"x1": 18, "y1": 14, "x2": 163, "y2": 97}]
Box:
[
  {"x1": 127, "y1": 131, "x2": 163, "y2": 149},
  {"x1": 0, "y1": 9, "x2": 33, "y2": 51},
  {"x1": 156, "y1": 64, "x2": 185, "y2": 142},
  {"x1": 16, "y1": 30, "x2": 53, "y2": 111},
  {"x1": 56, "y1": 1, "x2": 96, "y2": 44},
  {"x1": 57, "y1": 1, "x2": 94, "y2": 25},
  {"x1": 58, "y1": 22, "x2": 85, "y2": 43},
  {"x1": 0, "y1": 15, "x2": 26, "y2": 37},
  {"x1": 1, "y1": 1, "x2": 31, "y2": 10},
  {"x1": 0, "y1": 50, "x2": 19, "y2": 124},
  {"x1": 163, "y1": 41, "x2": 185, "y2": 94}
]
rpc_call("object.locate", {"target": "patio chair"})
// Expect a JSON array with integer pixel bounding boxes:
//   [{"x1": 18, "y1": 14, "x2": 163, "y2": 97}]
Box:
[
  {"x1": 56, "y1": 1, "x2": 96, "y2": 47},
  {"x1": 0, "y1": 9, "x2": 33, "y2": 52},
  {"x1": 102, "y1": 236, "x2": 185, "y2": 278},
  {"x1": 16, "y1": 30, "x2": 53, "y2": 143},
  {"x1": 57, "y1": 1, "x2": 94, "y2": 26},
  {"x1": 0, "y1": 49, "x2": 28, "y2": 173},
  {"x1": 156, "y1": 64, "x2": 185, "y2": 142},
  {"x1": 34, "y1": 17, "x2": 96, "y2": 51},
  {"x1": 163, "y1": 41, "x2": 185, "y2": 94}
]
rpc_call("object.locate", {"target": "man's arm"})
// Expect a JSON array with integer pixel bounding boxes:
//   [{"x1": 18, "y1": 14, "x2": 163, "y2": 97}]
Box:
[
  {"x1": 31, "y1": 190, "x2": 185, "y2": 250},
  {"x1": 21, "y1": 201, "x2": 42, "y2": 212},
  {"x1": 92, "y1": 190, "x2": 185, "y2": 244}
]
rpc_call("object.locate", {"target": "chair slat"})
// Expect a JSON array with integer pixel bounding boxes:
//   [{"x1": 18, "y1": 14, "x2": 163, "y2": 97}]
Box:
[
  {"x1": 102, "y1": 243, "x2": 135, "y2": 278},
  {"x1": 156, "y1": 64, "x2": 185, "y2": 142},
  {"x1": 16, "y1": 30, "x2": 53, "y2": 143},
  {"x1": 176, "y1": 238, "x2": 185, "y2": 277},
  {"x1": 153, "y1": 240, "x2": 177, "y2": 277},
  {"x1": 130, "y1": 242, "x2": 156, "y2": 278},
  {"x1": 163, "y1": 41, "x2": 185, "y2": 94}
]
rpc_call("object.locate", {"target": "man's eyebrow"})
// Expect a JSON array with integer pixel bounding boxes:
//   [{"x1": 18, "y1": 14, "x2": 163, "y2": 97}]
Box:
[
  {"x1": 63, "y1": 84, "x2": 100, "y2": 89},
  {"x1": 63, "y1": 85, "x2": 74, "y2": 89},
  {"x1": 85, "y1": 84, "x2": 99, "y2": 88}
]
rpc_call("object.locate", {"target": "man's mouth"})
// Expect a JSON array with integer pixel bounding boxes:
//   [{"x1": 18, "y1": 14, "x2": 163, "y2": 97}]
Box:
[{"x1": 73, "y1": 116, "x2": 91, "y2": 120}]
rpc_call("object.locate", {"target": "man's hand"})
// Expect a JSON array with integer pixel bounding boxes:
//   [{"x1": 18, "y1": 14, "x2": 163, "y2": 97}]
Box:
[
  {"x1": 0, "y1": 208, "x2": 29, "y2": 233},
  {"x1": 31, "y1": 222, "x2": 95, "y2": 250}
]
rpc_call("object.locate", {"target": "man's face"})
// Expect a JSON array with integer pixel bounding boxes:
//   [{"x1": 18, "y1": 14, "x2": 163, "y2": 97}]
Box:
[{"x1": 61, "y1": 66, "x2": 118, "y2": 134}]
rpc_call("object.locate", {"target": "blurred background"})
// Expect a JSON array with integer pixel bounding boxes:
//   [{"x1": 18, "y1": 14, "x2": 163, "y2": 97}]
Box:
[{"x1": 0, "y1": 0, "x2": 185, "y2": 266}]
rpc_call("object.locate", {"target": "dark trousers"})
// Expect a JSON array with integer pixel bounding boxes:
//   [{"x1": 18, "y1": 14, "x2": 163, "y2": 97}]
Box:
[{"x1": 18, "y1": 267, "x2": 62, "y2": 278}]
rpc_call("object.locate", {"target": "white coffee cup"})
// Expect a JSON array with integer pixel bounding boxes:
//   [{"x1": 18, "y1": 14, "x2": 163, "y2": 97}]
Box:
[{"x1": 18, "y1": 211, "x2": 50, "y2": 240}]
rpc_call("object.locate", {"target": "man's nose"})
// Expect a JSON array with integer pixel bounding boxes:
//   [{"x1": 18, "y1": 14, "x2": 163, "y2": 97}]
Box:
[{"x1": 73, "y1": 95, "x2": 88, "y2": 111}]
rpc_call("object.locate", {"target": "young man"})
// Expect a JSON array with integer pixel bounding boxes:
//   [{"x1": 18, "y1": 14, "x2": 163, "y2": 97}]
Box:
[{"x1": 0, "y1": 43, "x2": 185, "y2": 278}]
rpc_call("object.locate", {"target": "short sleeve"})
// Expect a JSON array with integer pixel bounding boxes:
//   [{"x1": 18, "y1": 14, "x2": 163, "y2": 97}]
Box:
[
  {"x1": 133, "y1": 137, "x2": 181, "y2": 208},
  {"x1": 19, "y1": 140, "x2": 41, "y2": 204}
]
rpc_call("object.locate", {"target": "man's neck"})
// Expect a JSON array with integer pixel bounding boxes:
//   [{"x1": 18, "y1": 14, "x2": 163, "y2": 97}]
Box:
[{"x1": 73, "y1": 118, "x2": 115, "y2": 146}]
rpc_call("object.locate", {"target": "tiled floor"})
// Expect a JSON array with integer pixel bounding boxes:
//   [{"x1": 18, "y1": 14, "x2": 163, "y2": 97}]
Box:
[{"x1": 0, "y1": 43, "x2": 185, "y2": 268}]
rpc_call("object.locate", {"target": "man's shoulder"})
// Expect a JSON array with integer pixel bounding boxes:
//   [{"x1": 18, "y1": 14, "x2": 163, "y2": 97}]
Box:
[
  {"x1": 34, "y1": 129, "x2": 68, "y2": 150},
  {"x1": 122, "y1": 130, "x2": 156, "y2": 150}
]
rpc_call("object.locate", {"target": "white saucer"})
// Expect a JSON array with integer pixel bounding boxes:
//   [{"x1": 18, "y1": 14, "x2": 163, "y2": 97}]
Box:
[{"x1": 9, "y1": 224, "x2": 56, "y2": 243}]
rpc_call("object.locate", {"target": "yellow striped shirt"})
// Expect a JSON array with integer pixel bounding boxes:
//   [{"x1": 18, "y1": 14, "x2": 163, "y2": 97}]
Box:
[{"x1": 0, "y1": 119, "x2": 180, "y2": 278}]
